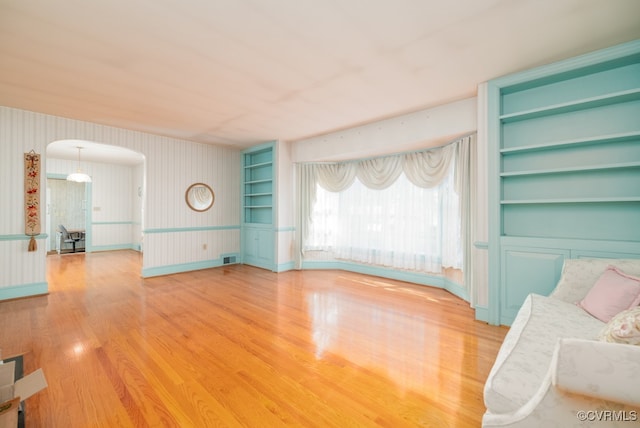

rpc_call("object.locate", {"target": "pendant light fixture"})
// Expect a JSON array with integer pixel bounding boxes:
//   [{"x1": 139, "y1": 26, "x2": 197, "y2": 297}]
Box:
[{"x1": 66, "y1": 146, "x2": 92, "y2": 183}]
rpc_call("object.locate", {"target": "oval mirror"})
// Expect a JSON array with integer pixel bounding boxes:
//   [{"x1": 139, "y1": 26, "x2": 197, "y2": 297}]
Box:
[{"x1": 185, "y1": 183, "x2": 215, "y2": 212}]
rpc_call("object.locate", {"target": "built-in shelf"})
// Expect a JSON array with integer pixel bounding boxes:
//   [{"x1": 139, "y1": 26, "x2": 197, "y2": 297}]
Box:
[
  {"x1": 488, "y1": 40, "x2": 640, "y2": 326},
  {"x1": 501, "y1": 197, "x2": 640, "y2": 205},
  {"x1": 244, "y1": 178, "x2": 272, "y2": 185},
  {"x1": 500, "y1": 162, "x2": 640, "y2": 177},
  {"x1": 500, "y1": 131, "x2": 640, "y2": 154},
  {"x1": 243, "y1": 145, "x2": 274, "y2": 226},
  {"x1": 242, "y1": 143, "x2": 276, "y2": 270},
  {"x1": 244, "y1": 161, "x2": 273, "y2": 169},
  {"x1": 499, "y1": 88, "x2": 640, "y2": 123}
]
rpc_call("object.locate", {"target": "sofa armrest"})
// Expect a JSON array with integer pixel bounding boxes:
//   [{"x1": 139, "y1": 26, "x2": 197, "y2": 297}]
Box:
[
  {"x1": 551, "y1": 338, "x2": 640, "y2": 406},
  {"x1": 483, "y1": 339, "x2": 640, "y2": 427}
]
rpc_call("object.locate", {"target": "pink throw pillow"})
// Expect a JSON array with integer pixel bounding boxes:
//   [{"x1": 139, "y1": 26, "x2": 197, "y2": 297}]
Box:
[{"x1": 578, "y1": 265, "x2": 640, "y2": 322}]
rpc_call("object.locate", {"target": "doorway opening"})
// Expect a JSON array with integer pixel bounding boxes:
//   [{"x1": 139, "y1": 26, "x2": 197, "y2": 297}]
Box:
[
  {"x1": 45, "y1": 139, "x2": 146, "y2": 261},
  {"x1": 47, "y1": 178, "x2": 88, "y2": 254}
]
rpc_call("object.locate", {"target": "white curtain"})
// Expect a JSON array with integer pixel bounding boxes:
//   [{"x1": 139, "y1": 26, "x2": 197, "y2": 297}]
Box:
[
  {"x1": 308, "y1": 172, "x2": 458, "y2": 273},
  {"x1": 295, "y1": 135, "x2": 476, "y2": 298},
  {"x1": 454, "y1": 135, "x2": 476, "y2": 306},
  {"x1": 312, "y1": 146, "x2": 454, "y2": 192},
  {"x1": 295, "y1": 163, "x2": 317, "y2": 268},
  {"x1": 402, "y1": 144, "x2": 455, "y2": 188},
  {"x1": 316, "y1": 163, "x2": 357, "y2": 191},
  {"x1": 356, "y1": 156, "x2": 403, "y2": 189}
]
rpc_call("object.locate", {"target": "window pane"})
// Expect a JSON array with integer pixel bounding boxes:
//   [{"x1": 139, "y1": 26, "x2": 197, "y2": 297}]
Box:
[{"x1": 306, "y1": 167, "x2": 461, "y2": 274}]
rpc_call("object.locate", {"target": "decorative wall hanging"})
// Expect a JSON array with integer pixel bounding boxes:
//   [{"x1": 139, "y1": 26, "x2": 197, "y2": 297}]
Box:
[{"x1": 24, "y1": 150, "x2": 41, "y2": 251}]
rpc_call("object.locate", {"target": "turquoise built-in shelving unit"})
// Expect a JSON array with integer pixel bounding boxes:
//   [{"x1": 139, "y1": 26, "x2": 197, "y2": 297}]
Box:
[
  {"x1": 241, "y1": 142, "x2": 276, "y2": 271},
  {"x1": 487, "y1": 39, "x2": 640, "y2": 325}
]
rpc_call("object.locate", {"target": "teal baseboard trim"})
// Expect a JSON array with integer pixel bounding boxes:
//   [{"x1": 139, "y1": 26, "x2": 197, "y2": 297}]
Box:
[
  {"x1": 301, "y1": 260, "x2": 468, "y2": 299},
  {"x1": 144, "y1": 225, "x2": 241, "y2": 234},
  {"x1": 276, "y1": 261, "x2": 295, "y2": 272},
  {"x1": 500, "y1": 314, "x2": 516, "y2": 327},
  {"x1": 0, "y1": 234, "x2": 49, "y2": 241},
  {"x1": 241, "y1": 260, "x2": 276, "y2": 272},
  {"x1": 443, "y1": 280, "x2": 469, "y2": 302},
  {"x1": 142, "y1": 255, "x2": 241, "y2": 278},
  {"x1": 0, "y1": 282, "x2": 48, "y2": 301},
  {"x1": 474, "y1": 306, "x2": 490, "y2": 323}
]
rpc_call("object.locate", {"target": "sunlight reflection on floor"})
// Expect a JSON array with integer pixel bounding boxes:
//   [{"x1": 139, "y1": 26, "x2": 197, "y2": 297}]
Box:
[{"x1": 307, "y1": 289, "x2": 459, "y2": 396}]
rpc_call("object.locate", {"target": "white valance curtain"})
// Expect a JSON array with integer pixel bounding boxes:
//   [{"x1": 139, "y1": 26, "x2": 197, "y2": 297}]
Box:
[
  {"x1": 294, "y1": 134, "x2": 476, "y2": 303},
  {"x1": 312, "y1": 143, "x2": 455, "y2": 192}
]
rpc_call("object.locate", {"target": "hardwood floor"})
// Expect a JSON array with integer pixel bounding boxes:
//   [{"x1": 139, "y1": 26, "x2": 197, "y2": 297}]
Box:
[{"x1": 0, "y1": 250, "x2": 507, "y2": 427}]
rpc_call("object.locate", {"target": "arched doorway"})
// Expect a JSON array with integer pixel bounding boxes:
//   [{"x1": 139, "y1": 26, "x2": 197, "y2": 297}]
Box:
[{"x1": 46, "y1": 140, "x2": 146, "y2": 260}]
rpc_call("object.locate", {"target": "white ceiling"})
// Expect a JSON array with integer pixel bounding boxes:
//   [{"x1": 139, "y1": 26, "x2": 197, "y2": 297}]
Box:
[{"x1": 2, "y1": 0, "x2": 640, "y2": 153}]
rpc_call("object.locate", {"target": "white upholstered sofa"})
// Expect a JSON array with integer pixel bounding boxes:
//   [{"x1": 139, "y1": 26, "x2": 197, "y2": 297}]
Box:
[{"x1": 483, "y1": 258, "x2": 640, "y2": 427}]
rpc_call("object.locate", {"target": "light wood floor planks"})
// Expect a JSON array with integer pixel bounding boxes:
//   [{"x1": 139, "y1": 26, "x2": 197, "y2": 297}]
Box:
[{"x1": 0, "y1": 250, "x2": 507, "y2": 427}]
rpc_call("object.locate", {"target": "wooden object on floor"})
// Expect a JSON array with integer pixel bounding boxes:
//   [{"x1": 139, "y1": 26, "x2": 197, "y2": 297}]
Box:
[
  {"x1": 0, "y1": 397, "x2": 20, "y2": 428},
  {"x1": 0, "y1": 356, "x2": 25, "y2": 428},
  {"x1": 0, "y1": 250, "x2": 507, "y2": 427}
]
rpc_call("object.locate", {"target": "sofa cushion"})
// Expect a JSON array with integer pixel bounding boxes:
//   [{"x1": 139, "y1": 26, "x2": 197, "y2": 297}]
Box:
[
  {"x1": 549, "y1": 259, "x2": 640, "y2": 305},
  {"x1": 578, "y1": 266, "x2": 640, "y2": 322},
  {"x1": 483, "y1": 294, "x2": 604, "y2": 414}
]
